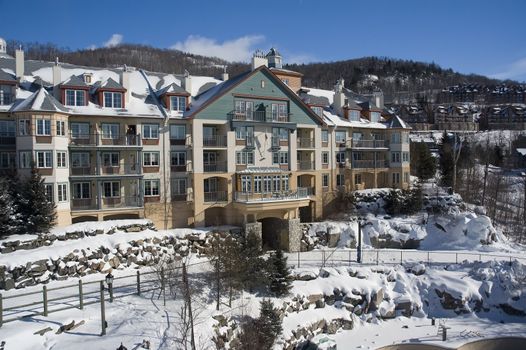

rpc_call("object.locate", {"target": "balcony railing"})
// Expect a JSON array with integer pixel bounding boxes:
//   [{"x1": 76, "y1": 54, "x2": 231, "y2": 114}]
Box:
[
  {"x1": 297, "y1": 161, "x2": 315, "y2": 171},
  {"x1": 297, "y1": 137, "x2": 315, "y2": 148},
  {"x1": 349, "y1": 139, "x2": 388, "y2": 148},
  {"x1": 203, "y1": 162, "x2": 227, "y2": 173},
  {"x1": 69, "y1": 133, "x2": 142, "y2": 147},
  {"x1": 203, "y1": 135, "x2": 227, "y2": 147},
  {"x1": 170, "y1": 135, "x2": 192, "y2": 146},
  {"x1": 351, "y1": 160, "x2": 389, "y2": 169},
  {"x1": 234, "y1": 187, "x2": 313, "y2": 202},
  {"x1": 71, "y1": 196, "x2": 143, "y2": 210},
  {"x1": 172, "y1": 193, "x2": 193, "y2": 202},
  {"x1": 204, "y1": 191, "x2": 227, "y2": 202},
  {"x1": 0, "y1": 132, "x2": 16, "y2": 146},
  {"x1": 231, "y1": 110, "x2": 290, "y2": 123},
  {"x1": 170, "y1": 163, "x2": 191, "y2": 172},
  {"x1": 70, "y1": 163, "x2": 142, "y2": 176}
]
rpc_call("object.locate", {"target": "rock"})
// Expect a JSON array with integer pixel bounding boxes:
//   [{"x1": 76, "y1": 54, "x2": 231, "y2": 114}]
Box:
[
  {"x1": 0, "y1": 278, "x2": 15, "y2": 291},
  {"x1": 370, "y1": 288, "x2": 385, "y2": 310},
  {"x1": 307, "y1": 293, "x2": 323, "y2": 304},
  {"x1": 296, "y1": 271, "x2": 318, "y2": 281},
  {"x1": 212, "y1": 314, "x2": 228, "y2": 327},
  {"x1": 326, "y1": 232, "x2": 340, "y2": 248},
  {"x1": 395, "y1": 301, "x2": 413, "y2": 317},
  {"x1": 109, "y1": 256, "x2": 121, "y2": 269},
  {"x1": 315, "y1": 299, "x2": 325, "y2": 309},
  {"x1": 341, "y1": 319, "x2": 353, "y2": 330},
  {"x1": 410, "y1": 263, "x2": 426, "y2": 276}
]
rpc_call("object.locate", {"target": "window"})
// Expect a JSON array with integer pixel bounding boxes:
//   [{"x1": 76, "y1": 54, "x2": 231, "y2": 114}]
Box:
[
  {"x1": 281, "y1": 78, "x2": 289, "y2": 85},
  {"x1": 236, "y1": 151, "x2": 254, "y2": 165},
  {"x1": 273, "y1": 151, "x2": 288, "y2": 164},
  {"x1": 102, "y1": 152, "x2": 119, "y2": 167},
  {"x1": 392, "y1": 172, "x2": 400, "y2": 184},
  {"x1": 0, "y1": 85, "x2": 12, "y2": 105},
  {"x1": 203, "y1": 152, "x2": 217, "y2": 165},
  {"x1": 170, "y1": 96, "x2": 186, "y2": 111},
  {"x1": 234, "y1": 100, "x2": 254, "y2": 118},
  {"x1": 254, "y1": 175, "x2": 262, "y2": 193},
  {"x1": 143, "y1": 152, "x2": 160, "y2": 166},
  {"x1": 322, "y1": 174, "x2": 329, "y2": 187},
  {"x1": 322, "y1": 152, "x2": 329, "y2": 164},
  {"x1": 402, "y1": 152, "x2": 410, "y2": 162},
  {"x1": 71, "y1": 153, "x2": 90, "y2": 168},
  {"x1": 403, "y1": 133, "x2": 410, "y2": 143},
  {"x1": 144, "y1": 180, "x2": 160, "y2": 196},
  {"x1": 70, "y1": 123, "x2": 90, "y2": 139},
  {"x1": 350, "y1": 110, "x2": 360, "y2": 121},
  {"x1": 311, "y1": 106, "x2": 323, "y2": 116},
  {"x1": 57, "y1": 183, "x2": 68, "y2": 202},
  {"x1": 102, "y1": 123, "x2": 119, "y2": 139},
  {"x1": 336, "y1": 151, "x2": 346, "y2": 164},
  {"x1": 36, "y1": 119, "x2": 51, "y2": 136},
  {"x1": 282, "y1": 175, "x2": 289, "y2": 191},
  {"x1": 142, "y1": 124, "x2": 159, "y2": 139},
  {"x1": 103, "y1": 92, "x2": 123, "y2": 108},
  {"x1": 56, "y1": 151, "x2": 67, "y2": 168},
  {"x1": 170, "y1": 124, "x2": 186, "y2": 141},
  {"x1": 273, "y1": 175, "x2": 281, "y2": 192},
  {"x1": 354, "y1": 174, "x2": 362, "y2": 185},
  {"x1": 44, "y1": 184, "x2": 53, "y2": 203},
  {"x1": 73, "y1": 182, "x2": 90, "y2": 199},
  {"x1": 65, "y1": 89, "x2": 85, "y2": 106},
  {"x1": 404, "y1": 172, "x2": 410, "y2": 183},
  {"x1": 236, "y1": 126, "x2": 254, "y2": 141},
  {"x1": 263, "y1": 176, "x2": 272, "y2": 193},
  {"x1": 0, "y1": 152, "x2": 15, "y2": 168},
  {"x1": 391, "y1": 132, "x2": 401, "y2": 144},
  {"x1": 0, "y1": 120, "x2": 15, "y2": 137},
  {"x1": 172, "y1": 178, "x2": 187, "y2": 198},
  {"x1": 370, "y1": 112, "x2": 380, "y2": 122},
  {"x1": 337, "y1": 174, "x2": 345, "y2": 187},
  {"x1": 171, "y1": 152, "x2": 186, "y2": 167},
  {"x1": 241, "y1": 176, "x2": 251, "y2": 193},
  {"x1": 204, "y1": 177, "x2": 218, "y2": 193},
  {"x1": 36, "y1": 151, "x2": 52, "y2": 168},
  {"x1": 103, "y1": 181, "x2": 120, "y2": 198},
  {"x1": 19, "y1": 151, "x2": 32, "y2": 168},
  {"x1": 391, "y1": 152, "x2": 401, "y2": 163},
  {"x1": 19, "y1": 119, "x2": 31, "y2": 135},
  {"x1": 321, "y1": 130, "x2": 329, "y2": 143},
  {"x1": 279, "y1": 128, "x2": 288, "y2": 141},
  {"x1": 271, "y1": 103, "x2": 287, "y2": 120},
  {"x1": 335, "y1": 131, "x2": 346, "y2": 143},
  {"x1": 56, "y1": 120, "x2": 66, "y2": 136}
]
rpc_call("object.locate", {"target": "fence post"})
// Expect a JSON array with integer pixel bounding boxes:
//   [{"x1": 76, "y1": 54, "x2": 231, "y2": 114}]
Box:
[
  {"x1": 455, "y1": 253, "x2": 458, "y2": 264},
  {"x1": 427, "y1": 251, "x2": 430, "y2": 266},
  {"x1": 297, "y1": 250, "x2": 300, "y2": 269},
  {"x1": 79, "y1": 280, "x2": 84, "y2": 310},
  {"x1": 100, "y1": 281, "x2": 106, "y2": 336},
  {"x1": 322, "y1": 250, "x2": 325, "y2": 268},
  {"x1": 509, "y1": 256, "x2": 512, "y2": 266},
  {"x1": 42, "y1": 286, "x2": 48, "y2": 317},
  {"x1": 400, "y1": 251, "x2": 403, "y2": 265},
  {"x1": 376, "y1": 250, "x2": 379, "y2": 265},
  {"x1": 479, "y1": 254, "x2": 481, "y2": 262},
  {"x1": 0, "y1": 293, "x2": 3, "y2": 328},
  {"x1": 137, "y1": 270, "x2": 141, "y2": 295},
  {"x1": 349, "y1": 250, "x2": 351, "y2": 266},
  {"x1": 161, "y1": 267, "x2": 166, "y2": 307}
]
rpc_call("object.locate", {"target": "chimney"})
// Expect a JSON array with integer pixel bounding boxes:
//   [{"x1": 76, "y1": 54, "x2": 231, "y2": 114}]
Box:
[
  {"x1": 15, "y1": 47, "x2": 24, "y2": 81},
  {"x1": 373, "y1": 90, "x2": 384, "y2": 109},
  {"x1": 333, "y1": 78, "x2": 346, "y2": 117},
  {"x1": 182, "y1": 69, "x2": 192, "y2": 99},
  {"x1": 221, "y1": 66, "x2": 229, "y2": 81},
  {"x1": 53, "y1": 57, "x2": 61, "y2": 98},
  {"x1": 120, "y1": 65, "x2": 132, "y2": 104},
  {"x1": 251, "y1": 50, "x2": 268, "y2": 71}
]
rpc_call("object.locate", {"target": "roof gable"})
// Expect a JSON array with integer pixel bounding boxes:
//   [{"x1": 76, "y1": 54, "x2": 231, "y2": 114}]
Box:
[
  {"x1": 0, "y1": 69, "x2": 16, "y2": 84},
  {"x1": 156, "y1": 82, "x2": 189, "y2": 96},
  {"x1": 98, "y1": 77, "x2": 125, "y2": 91},
  {"x1": 61, "y1": 74, "x2": 89, "y2": 88},
  {"x1": 12, "y1": 88, "x2": 68, "y2": 113}
]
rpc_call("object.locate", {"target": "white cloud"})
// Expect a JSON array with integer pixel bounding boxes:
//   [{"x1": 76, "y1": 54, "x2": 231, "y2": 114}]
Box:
[
  {"x1": 171, "y1": 35, "x2": 265, "y2": 62},
  {"x1": 491, "y1": 57, "x2": 526, "y2": 81},
  {"x1": 86, "y1": 44, "x2": 97, "y2": 51},
  {"x1": 103, "y1": 34, "x2": 123, "y2": 48}
]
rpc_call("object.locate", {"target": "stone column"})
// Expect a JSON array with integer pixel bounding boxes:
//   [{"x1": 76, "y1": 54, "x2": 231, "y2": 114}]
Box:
[{"x1": 287, "y1": 218, "x2": 302, "y2": 252}]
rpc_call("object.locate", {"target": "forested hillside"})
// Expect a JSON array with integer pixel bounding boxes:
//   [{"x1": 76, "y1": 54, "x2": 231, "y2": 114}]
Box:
[{"x1": 6, "y1": 40, "x2": 509, "y2": 97}]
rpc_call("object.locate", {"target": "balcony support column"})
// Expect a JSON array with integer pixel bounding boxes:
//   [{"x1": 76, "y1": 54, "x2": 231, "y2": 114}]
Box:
[{"x1": 97, "y1": 180, "x2": 102, "y2": 210}]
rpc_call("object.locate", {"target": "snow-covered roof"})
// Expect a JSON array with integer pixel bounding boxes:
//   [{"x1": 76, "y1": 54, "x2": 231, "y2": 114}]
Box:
[
  {"x1": 516, "y1": 148, "x2": 526, "y2": 156},
  {"x1": 12, "y1": 88, "x2": 68, "y2": 113},
  {"x1": 322, "y1": 109, "x2": 388, "y2": 129}
]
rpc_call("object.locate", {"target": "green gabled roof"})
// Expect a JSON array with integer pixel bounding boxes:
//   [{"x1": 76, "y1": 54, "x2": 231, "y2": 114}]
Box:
[{"x1": 187, "y1": 66, "x2": 325, "y2": 125}]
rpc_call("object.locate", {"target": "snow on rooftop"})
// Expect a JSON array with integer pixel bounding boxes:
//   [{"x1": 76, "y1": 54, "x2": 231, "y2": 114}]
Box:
[
  {"x1": 303, "y1": 87, "x2": 334, "y2": 104},
  {"x1": 323, "y1": 109, "x2": 387, "y2": 129}
]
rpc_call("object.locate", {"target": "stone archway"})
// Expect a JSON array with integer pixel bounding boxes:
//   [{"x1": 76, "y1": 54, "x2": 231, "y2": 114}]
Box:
[{"x1": 258, "y1": 217, "x2": 287, "y2": 251}]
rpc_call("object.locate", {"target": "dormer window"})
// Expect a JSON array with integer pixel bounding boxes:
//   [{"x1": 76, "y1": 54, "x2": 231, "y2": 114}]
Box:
[
  {"x1": 170, "y1": 96, "x2": 186, "y2": 112},
  {"x1": 370, "y1": 112, "x2": 380, "y2": 122},
  {"x1": 83, "y1": 73, "x2": 92, "y2": 84},
  {"x1": 350, "y1": 110, "x2": 360, "y2": 121},
  {"x1": 311, "y1": 106, "x2": 323, "y2": 117},
  {"x1": 0, "y1": 85, "x2": 13, "y2": 105},
  {"x1": 65, "y1": 89, "x2": 85, "y2": 106},
  {"x1": 103, "y1": 92, "x2": 123, "y2": 108}
]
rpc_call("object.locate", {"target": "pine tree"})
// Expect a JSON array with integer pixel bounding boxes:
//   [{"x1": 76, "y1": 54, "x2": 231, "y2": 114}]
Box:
[
  {"x1": 0, "y1": 177, "x2": 15, "y2": 237},
  {"x1": 19, "y1": 168, "x2": 56, "y2": 234},
  {"x1": 257, "y1": 299, "x2": 282, "y2": 348},
  {"x1": 384, "y1": 189, "x2": 402, "y2": 215},
  {"x1": 239, "y1": 232, "x2": 268, "y2": 292},
  {"x1": 268, "y1": 249, "x2": 292, "y2": 297},
  {"x1": 412, "y1": 142, "x2": 436, "y2": 181}
]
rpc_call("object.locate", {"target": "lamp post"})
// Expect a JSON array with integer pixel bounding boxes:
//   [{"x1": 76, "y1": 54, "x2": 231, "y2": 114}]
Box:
[
  {"x1": 105, "y1": 272, "x2": 114, "y2": 303},
  {"x1": 357, "y1": 218, "x2": 363, "y2": 264}
]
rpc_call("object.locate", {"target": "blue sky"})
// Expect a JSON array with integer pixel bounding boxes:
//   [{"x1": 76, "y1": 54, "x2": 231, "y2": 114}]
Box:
[{"x1": 1, "y1": 0, "x2": 525, "y2": 81}]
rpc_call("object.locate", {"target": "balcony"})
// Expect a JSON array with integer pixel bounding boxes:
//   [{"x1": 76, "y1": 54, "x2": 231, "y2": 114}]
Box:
[
  {"x1": 297, "y1": 161, "x2": 315, "y2": 171},
  {"x1": 231, "y1": 110, "x2": 290, "y2": 123},
  {"x1": 69, "y1": 133, "x2": 142, "y2": 148},
  {"x1": 71, "y1": 196, "x2": 143, "y2": 211},
  {"x1": 297, "y1": 137, "x2": 315, "y2": 148},
  {"x1": 170, "y1": 135, "x2": 192, "y2": 146},
  {"x1": 170, "y1": 163, "x2": 191, "y2": 172},
  {"x1": 351, "y1": 160, "x2": 389, "y2": 169},
  {"x1": 172, "y1": 193, "x2": 193, "y2": 202},
  {"x1": 204, "y1": 161, "x2": 228, "y2": 173},
  {"x1": 348, "y1": 139, "x2": 388, "y2": 149},
  {"x1": 234, "y1": 187, "x2": 313, "y2": 203},
  {"x1": 204, "y1": 191, "x2": 228, "y2": 203},
  {"x1": 203, "y1": 135, "x2": 227, "y2": 147}
]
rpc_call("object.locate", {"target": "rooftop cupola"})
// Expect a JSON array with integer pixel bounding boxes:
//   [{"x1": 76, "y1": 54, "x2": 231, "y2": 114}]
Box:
[{"x1": 266, "y1": 47, "x2": 282, "y2": 69}]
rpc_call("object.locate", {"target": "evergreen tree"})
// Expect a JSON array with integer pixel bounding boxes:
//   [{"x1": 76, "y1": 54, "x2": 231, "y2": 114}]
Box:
[
  {"x1": 239, "y1": 232, "x2": 268, "y2": 292},
  {"x1": 268, "y1": 249, "x2": 292, "y2": 297},
  {"x1": 384, "y1": 189, "x2": 403, "y2": 215},
  {"x1": 19, "y1": 168, "x2": 56, "y2": 234},
  {"x1": 0, "y1": 177, "x2": 15, "y2": 237},
  {"x1": 237, "y1": 299, "x2": 282, "y2": 350},
  {"x1": 412, "y1": 142, "x2": 436, "y2": 181}
]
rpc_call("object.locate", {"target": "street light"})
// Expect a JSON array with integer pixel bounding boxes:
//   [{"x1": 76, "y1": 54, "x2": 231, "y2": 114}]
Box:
[{"x1": 105, "y1": 272, "x2": 114, "y2": 303}]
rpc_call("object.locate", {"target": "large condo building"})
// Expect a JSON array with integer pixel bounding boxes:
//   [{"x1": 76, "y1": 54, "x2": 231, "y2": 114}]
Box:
[{"x1": 0, "y1": 41, "x2": 410, "y2": 250}]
